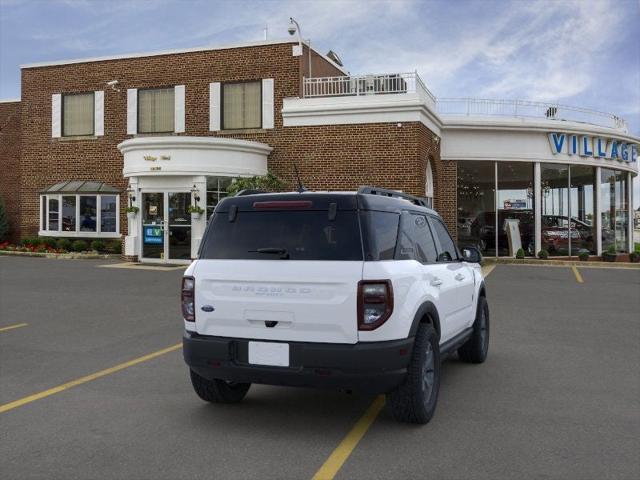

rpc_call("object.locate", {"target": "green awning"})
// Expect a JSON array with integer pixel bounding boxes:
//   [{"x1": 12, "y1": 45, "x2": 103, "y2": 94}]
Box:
[{"x1": 41, "y1": 181, "x2": 120, "y2": 194}]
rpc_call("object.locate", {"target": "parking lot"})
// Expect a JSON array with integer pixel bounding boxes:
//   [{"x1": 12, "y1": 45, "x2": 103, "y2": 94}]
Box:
[{"x1": 1, "y1": 257, "x2": 639, "y2": 480}]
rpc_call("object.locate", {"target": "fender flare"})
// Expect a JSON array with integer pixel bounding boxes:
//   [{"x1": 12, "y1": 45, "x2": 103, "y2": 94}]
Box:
[{"x1": 408, "y1": 301, "x2": 441, "y2": 340}]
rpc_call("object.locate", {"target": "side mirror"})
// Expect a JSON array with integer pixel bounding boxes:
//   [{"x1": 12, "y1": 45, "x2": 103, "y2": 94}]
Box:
[{"x1": 461, "y1": 246, "x2": 482, "y2": 264}]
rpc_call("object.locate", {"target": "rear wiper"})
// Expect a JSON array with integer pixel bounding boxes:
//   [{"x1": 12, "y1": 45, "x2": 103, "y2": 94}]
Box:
[{"x1": 248, "y1": 247, "x2": 290, "y2": 259}]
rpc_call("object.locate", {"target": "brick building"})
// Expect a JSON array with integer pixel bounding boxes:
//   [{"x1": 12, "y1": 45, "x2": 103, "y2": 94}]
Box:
[{"x1": 0, "y1": 38, "x2": 638, "y2": 262}]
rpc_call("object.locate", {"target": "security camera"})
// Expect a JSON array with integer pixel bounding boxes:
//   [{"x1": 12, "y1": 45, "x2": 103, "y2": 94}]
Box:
[
  {"x1": 106, "y1": 80, "x2": 118, "y2": 86},
  {"x1": 287, "y1": 24, "x2": 296, "y2": 36}
]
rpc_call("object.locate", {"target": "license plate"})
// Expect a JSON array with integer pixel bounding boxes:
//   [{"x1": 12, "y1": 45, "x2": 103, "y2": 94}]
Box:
[{"x1": 248, "y1": 341, "x2": 289, "y2": 367}]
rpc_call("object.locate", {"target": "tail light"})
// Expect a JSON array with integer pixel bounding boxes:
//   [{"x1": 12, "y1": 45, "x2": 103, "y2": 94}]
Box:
[
  {"x1": 182, "y1": 276, "x2": 195, "y2": 322},
  {"x1": 357, "y1": 280, "x2": 393, "y2": 330}
]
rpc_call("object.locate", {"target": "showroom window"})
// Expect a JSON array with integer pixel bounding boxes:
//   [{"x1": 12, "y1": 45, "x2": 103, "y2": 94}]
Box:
[
  {"x1": 206, "y1": 176, "x2": 233, "y2": 218},
  {"x1": 39, "y1": 181, "x2": 120, "y2": 237},
  {"x1": 601, "y1": 168, "x2": 629, "y2": 253},
  {"x1": 62, "y1": 92, "x2": 94, "y2": 136},
  {"x1": 222, "y1": 81, "x2": 261, "y2": 130},
  {"x1": 138, "y1": 87, "x2": 175, "y2": 133},
  {"x1": 457, "y1": 161, "x2": 496, "y2": 256},
  {"x1": 497, "y1": 162, "x2": 534, "y2": 257}
]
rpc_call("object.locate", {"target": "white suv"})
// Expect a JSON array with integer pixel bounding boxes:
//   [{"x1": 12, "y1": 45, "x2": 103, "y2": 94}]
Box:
[{"x1": 182, "y1": 187, "x2": 489, "y2": 424}]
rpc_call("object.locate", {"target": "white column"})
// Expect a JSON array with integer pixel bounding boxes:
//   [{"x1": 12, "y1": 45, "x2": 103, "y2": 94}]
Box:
[
  {"x1": 595, "y1": 167, "x2": 602, "y2": 256},
  {"x1": 190, "y1": 175, "x2": 207, "y2": 259},
  {"x1": 124, "y1": 177, "x2": 140, "y2": 258},
  {"x1": 534, "y1": 162, "x2": 541, "y2": 256},
  {"x1": 628, "y1": 171, "x2": 633, "y2": 253}
]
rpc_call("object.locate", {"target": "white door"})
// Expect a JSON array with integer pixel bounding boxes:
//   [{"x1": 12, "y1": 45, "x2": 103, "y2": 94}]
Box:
[{"x1": 140, "y1": 192, "x2": 192, "y2": 263}]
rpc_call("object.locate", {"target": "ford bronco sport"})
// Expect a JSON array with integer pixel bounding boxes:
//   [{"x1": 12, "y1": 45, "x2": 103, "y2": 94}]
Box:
[{"x1": 182, "y1": 187, "x2": 488, "y2": 424}]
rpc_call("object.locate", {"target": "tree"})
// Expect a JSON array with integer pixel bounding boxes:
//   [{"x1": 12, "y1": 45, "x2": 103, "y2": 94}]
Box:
[
  {"x1": 226, "y1": 172, "x2": 286, "y2": 196},
  {"x1": 0, "y1": 197, "x2": 9, "y2": 242}
]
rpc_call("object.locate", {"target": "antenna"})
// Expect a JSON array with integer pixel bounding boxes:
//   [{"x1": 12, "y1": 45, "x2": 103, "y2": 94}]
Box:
[{"x1": 293, "y1": 165, "x2": 307, "y2": 193}]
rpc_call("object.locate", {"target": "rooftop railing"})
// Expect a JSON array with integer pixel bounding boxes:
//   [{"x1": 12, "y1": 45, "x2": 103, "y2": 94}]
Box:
[
  {"x1": 303, "y1": 72, "x2": 436, "y2": 103},
  {"x1": 301, "y1": 74, "x2": 627, "y2": 131},
  {"x1": 436, "y1": 98, "x2": 628, "y2": 131}
]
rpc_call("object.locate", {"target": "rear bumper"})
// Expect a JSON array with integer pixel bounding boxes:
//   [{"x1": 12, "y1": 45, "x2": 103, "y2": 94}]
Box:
[{"x1": 183, "y1": 331, "x2": 413, "y2": 394}]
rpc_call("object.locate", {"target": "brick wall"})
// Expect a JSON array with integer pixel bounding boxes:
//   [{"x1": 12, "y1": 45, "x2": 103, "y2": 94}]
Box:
[
  {"x1": 15, "y1": 40, "x2": 444, "y2": 243},
  {"x1": 0, "y1": 101, "x2": 21, "y2": 241}
]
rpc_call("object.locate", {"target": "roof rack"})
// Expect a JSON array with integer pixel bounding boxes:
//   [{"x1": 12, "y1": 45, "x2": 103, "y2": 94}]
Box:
[{"x1": 358, "y1": 186, "x2": 429, "y2": 207}]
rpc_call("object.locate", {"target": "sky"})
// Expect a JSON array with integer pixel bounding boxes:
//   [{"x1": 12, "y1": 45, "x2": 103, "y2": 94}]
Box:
[{"x1": 1, "y1": 0, "x2": 639, "y2": 204}]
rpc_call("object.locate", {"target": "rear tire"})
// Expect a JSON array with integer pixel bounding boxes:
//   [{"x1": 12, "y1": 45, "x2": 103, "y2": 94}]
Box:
[
  {"x1": 458, "y1": 296, "x2": 489, "y2": 364},
  {"x1": 189, "y1": 369, "x2": 251, "y2": 403},
  {"x1": 387, "y1": 323, "x2": 440, "y2": 424}
]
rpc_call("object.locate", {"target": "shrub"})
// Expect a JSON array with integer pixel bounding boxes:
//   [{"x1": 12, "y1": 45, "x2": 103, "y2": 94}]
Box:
[
  {"x1": 107, "y1": 240, "x2": 122, "y2": 254},
  {"x1": 90, "y1": 240, "x2": 106, "y2": 252},
  {"x1": 21, "y1": 237, "x2": 36, "y2": 247},
  {"x1": 227, "y1": 172, "x2": 285, "y2": 196},
  {"x1": 57, "y1": 238, "x2": 72, "y2": 251},
  {"x1": 0, "y1": 197, "x2": 8, "y2": 242},
  {"x1": 630, "y1": 252, "x2": 640, "y2": 263},
  {"x1": 515, "y1": 248, "x2": 525, "y2": 259},
  {"x1": 537, "y1": 249, "x2": 549, "y2": 260},
  {"x1": 38, "y1": 237, "x2": 57, "y2": 249},
  {"x1": 606, "y1": 244, "x2": 617, "y2": 255},
  {"x1": 71, "y1": 240, "x2": 88, "y2": 252},
  {"x1": 578, "y1": 251, "x2": 589, "y2": 261}
]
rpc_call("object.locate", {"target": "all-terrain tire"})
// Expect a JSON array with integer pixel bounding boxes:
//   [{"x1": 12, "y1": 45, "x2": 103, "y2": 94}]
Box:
[
  {"x1": 189, "y1": 369, "x2": 251, "y2": 403},
  {"x1": 458, "y1": 296, "x2": 489, "y2": 364},
  {"x1": 386, "y1": 323, "x2": 440, "y2": 424}
]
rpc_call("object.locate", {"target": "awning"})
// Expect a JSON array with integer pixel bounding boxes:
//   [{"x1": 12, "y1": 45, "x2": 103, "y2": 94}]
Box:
[{"x1": 41, "y1": 181, "x2": 120, "y2": 194}]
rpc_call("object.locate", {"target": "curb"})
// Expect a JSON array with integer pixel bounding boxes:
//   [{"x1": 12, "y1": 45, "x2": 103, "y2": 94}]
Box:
[{"x1": 483, "y1": 258, "x2": 640, "y2": 269}]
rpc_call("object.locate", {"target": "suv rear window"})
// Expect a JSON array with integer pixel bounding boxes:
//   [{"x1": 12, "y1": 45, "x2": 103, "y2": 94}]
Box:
[{"x1": 200, "y1": 211, "x2": 363, "y2": 261}]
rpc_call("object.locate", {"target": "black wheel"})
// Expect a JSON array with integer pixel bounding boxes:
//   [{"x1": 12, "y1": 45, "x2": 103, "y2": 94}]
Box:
[
  {"x1": 189, "y1": 369, "x2": 251, "y2": 403},
  {"x1": 458, "y1": 296, "x2": 489, "y2": 363},
  {"x1": 387, "y1": 323, "x2": 441, "y2": 424}
]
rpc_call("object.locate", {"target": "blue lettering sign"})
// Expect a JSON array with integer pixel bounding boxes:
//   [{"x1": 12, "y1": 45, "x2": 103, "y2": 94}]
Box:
[
  {"x1": 610, "y1": 141, "x2": 619, "y2": 159},
  {"x1": 596, "y1": 138, "x2": 607, "y2": 157},
  {"x1": 632, "y1": 144, "x2": 638, "y2": 162},
  {"x1": 549, "y1": 133, "x2": 565, "y2": 154},
  {"x1": 580, "y1": 136, "x2": 593, "y2": 156},
  {"x1": 144, "y1": 226, "x2": 163, "y2": 245},
  {"x1": 570, "y1": 135, "x2": 578, "y2": 155},
  {"x1": 620, "y1": 143, "x2": 628, "y2": 161}
]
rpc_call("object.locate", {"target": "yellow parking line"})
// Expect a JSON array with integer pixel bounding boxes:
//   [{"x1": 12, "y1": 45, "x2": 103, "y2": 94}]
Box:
[
  {"x1": 0, "y1": 323, "x2": 28, "y2": 333},
  {"x1": 482, "y1": 264, "x2": 496, "y2": 277},
  {"x1": 312, "y1": 395, "x2": 385, "y2": 480},
  {"x1": 571, "y1": 265, "x2": 584, "y2": 283},
  {"x1": 0, "y1": 343, "x2": 182, "y2": 414}
]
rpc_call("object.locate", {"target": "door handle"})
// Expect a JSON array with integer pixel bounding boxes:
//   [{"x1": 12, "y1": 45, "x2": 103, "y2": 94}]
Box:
[
  {"x1": 430, "y1": 278, "x2": 443, "y2": 287},
  {"x1": 455, "y1": 273, "x2": 465, "y2": 281}
]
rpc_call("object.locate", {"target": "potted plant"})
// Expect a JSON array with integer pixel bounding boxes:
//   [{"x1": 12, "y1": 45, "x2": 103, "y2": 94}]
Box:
[
  {"x1": 187, "y1": 205, "x2": 204, "y2": 219},
  {"x1": 515, "y1": 248, "x2": 525, "y2": 260},
  {"x1": 578, "y1": 251, "x2": 590, "y2": 262},
  {"x1": 603, "y1": 244, "x2": 618, "y2": 262},
  {"x1": 126, "y1": 206, "x2": 139, "y2": 220}
]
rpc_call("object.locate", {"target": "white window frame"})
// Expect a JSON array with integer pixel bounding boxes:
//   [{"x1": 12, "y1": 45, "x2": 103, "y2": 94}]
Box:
[{"x1": 39, "y1": 194, "x2": 120, "y2": 238}]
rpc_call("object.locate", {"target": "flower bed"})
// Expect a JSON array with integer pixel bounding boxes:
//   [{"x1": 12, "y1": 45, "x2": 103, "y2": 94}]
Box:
[{"x1": 0, "y1": 237, "x2": 122, "y2": 256}]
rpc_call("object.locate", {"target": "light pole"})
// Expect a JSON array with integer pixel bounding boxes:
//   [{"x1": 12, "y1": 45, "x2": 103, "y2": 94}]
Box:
[{"x1": 288, "y1": 17, "x2": 311, "y2": 78}]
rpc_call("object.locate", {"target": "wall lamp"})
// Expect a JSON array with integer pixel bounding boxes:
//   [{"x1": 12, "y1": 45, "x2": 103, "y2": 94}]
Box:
[{"x1": 191, "y1": 185, "x2": 201, "y2": 204}]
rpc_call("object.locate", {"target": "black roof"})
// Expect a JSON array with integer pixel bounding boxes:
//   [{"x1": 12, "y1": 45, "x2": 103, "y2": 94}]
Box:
[
  {"x1": 215, "y1": 190, "x2": 439, "y2": 217},
  {"x1": 41, "y1": 180, "x2": 120, "y2": 194}
]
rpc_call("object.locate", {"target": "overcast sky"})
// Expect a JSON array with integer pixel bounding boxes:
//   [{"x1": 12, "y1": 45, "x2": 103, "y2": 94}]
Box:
[{"x1": 1, "y1": 0, "x2": 639, "y2": 205}]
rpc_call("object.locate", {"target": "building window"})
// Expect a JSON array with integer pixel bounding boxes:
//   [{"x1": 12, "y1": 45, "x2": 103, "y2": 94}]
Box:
[
  {"x1": 457, "y1": 161, "x2": 496, "y2": 256},
  {"x1": 601, "y1": 168, "x2": 629, "y2": 253},
  {"x1": 425, "y1": 160, "x2": 434, "y2": 208},
  {"x1": 138, "y1": 88, "x2": 175, "y2": 133},
  {"x1": 62, "y1": 92, "x2": 94, "y2": 136},
  {"x1": 222, "y1": 81, "x2": 261, "y2": 129},
  {"x1": 497, "y1": 162, "x2": 534, "y2": 257},
  {"x1": 206, "y1": 177, "x2": 232, "y2": 218},
  {"x1": 39, "y1": 194, "x2": 120, "y2": 237}
]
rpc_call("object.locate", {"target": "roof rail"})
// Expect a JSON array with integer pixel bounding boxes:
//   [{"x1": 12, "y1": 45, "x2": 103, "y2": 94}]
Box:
[{"x1": 358, "y1": 186, "x2": 429, "y2": 207}]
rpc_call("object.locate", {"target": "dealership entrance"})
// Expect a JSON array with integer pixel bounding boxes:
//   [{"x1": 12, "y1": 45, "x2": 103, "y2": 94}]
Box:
[{"x1": 140, "y1": 191, "x2": 192, "y2": 263}]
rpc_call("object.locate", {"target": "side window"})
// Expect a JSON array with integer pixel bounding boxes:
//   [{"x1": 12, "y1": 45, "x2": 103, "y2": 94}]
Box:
[
  {"x1": 430, "y1": 217, "x2": 458, "y2": 262},
  {"x1": 412, "y1": 214, "x2": 438, "y2": 263},
  {"x1": 394, "y1": 212, "x2": 437, "y2": 263}
]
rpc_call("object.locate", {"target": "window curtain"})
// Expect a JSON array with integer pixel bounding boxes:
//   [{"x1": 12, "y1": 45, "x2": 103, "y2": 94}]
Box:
[
  {"x1": 223, "y1": 82, "x2": 261, "y2": 129},
  {"x1": 63, "y1": 93, "x2": 94, "y2": 136},
  {"x1": 138, "y1": 88, "x2": 175, "y2": 133}
]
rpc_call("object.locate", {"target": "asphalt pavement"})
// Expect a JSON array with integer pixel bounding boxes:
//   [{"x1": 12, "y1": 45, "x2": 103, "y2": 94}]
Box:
[{"x1": 0, "y1": 257, "x2": 638, "y2": 480}]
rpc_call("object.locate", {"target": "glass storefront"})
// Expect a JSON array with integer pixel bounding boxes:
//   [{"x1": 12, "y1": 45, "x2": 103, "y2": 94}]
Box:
[
  {"x1": 601, "y1": 169, "x2": 629, "y2": 253},
  {"x1": 457, "y1": 161, "x2": 496, "y2": 256},
  {"x1": 458, "y1": 161, "x2": 625, "y2": 257},
  {"x1": 497, "y1": 162, "x2": 534, "y2": 256}
]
